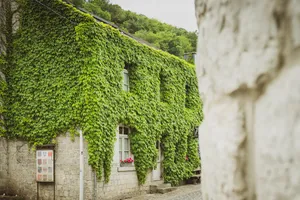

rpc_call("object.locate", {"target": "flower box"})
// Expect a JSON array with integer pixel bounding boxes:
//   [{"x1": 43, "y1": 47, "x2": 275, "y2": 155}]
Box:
[
  {"x1": 120, "y1": 157, "x2": 134, "y2": 167},
  {"x1": 120, "y1": 162, "x2": 134, "y2": 167}
]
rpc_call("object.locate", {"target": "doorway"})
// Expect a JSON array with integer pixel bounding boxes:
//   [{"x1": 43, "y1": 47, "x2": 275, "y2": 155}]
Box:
[{"x1": 152, "y1": 141, "x2": 162, "y2": 181}]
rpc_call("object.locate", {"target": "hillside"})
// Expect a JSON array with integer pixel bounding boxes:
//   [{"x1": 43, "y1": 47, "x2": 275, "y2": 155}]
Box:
[{"x1": 70, "y1": 0, "x2": 197, "y2": 63}]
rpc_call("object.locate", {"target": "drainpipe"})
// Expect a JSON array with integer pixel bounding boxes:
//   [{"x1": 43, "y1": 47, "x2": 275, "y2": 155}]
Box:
[{"x1": 79, "y1": 130, "x2": 84, "y2": 200}]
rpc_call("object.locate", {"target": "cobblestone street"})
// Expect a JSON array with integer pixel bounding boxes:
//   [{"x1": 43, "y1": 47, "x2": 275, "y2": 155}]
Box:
[{"x1": 128, "y1": 185, "x2": 202, "y2": 200}]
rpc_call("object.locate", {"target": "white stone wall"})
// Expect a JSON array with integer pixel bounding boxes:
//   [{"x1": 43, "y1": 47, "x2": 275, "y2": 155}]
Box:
[
  {"x1": 195, "y1": 0, "x2": 300, "y2": 199},
  {"x1": 0, "y1": 135, "x2": 152, "y2": 200},
  {"x1": 0, "y1": 138, "x2": 8, "y2": 194}
]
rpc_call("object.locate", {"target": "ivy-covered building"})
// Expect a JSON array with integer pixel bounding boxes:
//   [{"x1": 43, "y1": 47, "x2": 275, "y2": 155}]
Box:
[{"x1": 0, "y1": 0, "x2": 203, "y2": 199}]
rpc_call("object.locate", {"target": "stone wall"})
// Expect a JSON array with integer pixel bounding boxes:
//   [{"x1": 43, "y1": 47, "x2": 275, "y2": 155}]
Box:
[
  {"x1": 195, "y1": 0, "x2": 300, "y2": 199},
  {"x1": 0, "y1": 135, "x2": 152, "y2": 200},
  {"x1": 0, "y1": 138, "x2": 8, "y2": 194}
]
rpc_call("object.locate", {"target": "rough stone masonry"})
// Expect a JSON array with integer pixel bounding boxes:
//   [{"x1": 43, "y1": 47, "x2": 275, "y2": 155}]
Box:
[{"x1": 195, "y1": 0, "x2": 300, "y2": 199}]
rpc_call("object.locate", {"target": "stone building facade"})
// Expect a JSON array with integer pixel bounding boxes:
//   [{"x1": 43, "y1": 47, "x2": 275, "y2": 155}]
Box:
[
  {"x1": 0, "y1": 1, "x2": 202, "y2": 199},
  {"x1": 0, "y1": 135, "x2": 151, "y2": 200},
  {"x1": 195, "y1": 0, "x2": 300, "y2": 199}
]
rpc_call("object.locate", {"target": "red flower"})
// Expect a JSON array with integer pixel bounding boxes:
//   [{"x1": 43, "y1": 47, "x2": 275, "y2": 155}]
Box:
[{"x1": 120, "y1": 157, "x2": 134, "y2": 163}]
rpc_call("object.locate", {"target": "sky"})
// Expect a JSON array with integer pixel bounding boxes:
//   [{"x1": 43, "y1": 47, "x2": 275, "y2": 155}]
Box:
[{"x1": 109, "y1": 0, "x2": 197, "y2": 32}]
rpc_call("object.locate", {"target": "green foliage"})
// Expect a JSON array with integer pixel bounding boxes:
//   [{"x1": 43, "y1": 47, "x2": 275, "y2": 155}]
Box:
[
  {"x1": 0, "y1": 57, "x2": 6, "y2": 67},
  {"x1": 68, "y1": 0, "x2": 84, "y2": 7},
  {"x1": 0, "y1": 56, "x2": 7, "y2": 137},
  {"x1": 83, "y1": 2, "x2": 111, "y2": 20},
  {"x1": 6, "y1": 0, "x2": 203, "y2": 185},
  {"x1": 0, "y1": 58, "x2": 6, "y2": 137},
  {"x1": 79, "y1": 0, "x2": 197, "y2": 61}
]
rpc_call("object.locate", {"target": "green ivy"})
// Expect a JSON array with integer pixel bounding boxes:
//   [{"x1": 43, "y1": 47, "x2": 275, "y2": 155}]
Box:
[
  {"x1": 0, "y1": 57, "x2": 7, "y2": 137},
  {"x1": 5, "y1": 0, "x2": 203, "y2": 185}
]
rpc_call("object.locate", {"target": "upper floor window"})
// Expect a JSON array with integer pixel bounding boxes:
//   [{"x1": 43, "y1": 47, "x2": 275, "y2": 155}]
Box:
[
  {"x1": 123, "y1": 66, "x2": 129, "y2": 92},
  {"x1": 159, "y1": 73, "x2": 166, "y2": 102},
  {"x1": 185, "y1": 83, "x2": 190, "y2": 108}
]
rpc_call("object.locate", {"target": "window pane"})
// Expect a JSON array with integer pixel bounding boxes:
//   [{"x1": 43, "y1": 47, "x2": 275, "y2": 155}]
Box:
[
  {"x1": 124, "y1": 138, "x2": 129, "y2": 150},
  {"x1": 123, "y1": 84, "x2": 129, "y2": 91},
  {"x1": 124, "y1": 151, "x2": 129, "y2": 159},
  {"x1": 124, "y1": 127, "x2": 129, "y2": 135},
  {"x1": 123, "y1": 70, "x2": 129, "y2": 91},
  {"x1": 124, "y1": 72, "x2": 129, "y2": 84},
  {"x1": 119, "y1": 127, "x2": 123, "y2": 134}
]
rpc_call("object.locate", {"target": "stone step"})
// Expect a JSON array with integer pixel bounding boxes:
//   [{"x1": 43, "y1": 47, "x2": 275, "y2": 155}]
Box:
[
  {"x1": 149, "y1": 183, "x2": 176, "y2": 194},
  {"x1": 157, "y1": 183, "x2": 171, "y2": 188},
  {"x1": 157, "y1": 186, "x2": 177, "y2": 194}
]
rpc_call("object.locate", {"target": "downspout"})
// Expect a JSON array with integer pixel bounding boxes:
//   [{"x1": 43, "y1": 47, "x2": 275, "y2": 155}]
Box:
[{"x1": 79, "y1": 130, "x2": 84, "y2": 200}]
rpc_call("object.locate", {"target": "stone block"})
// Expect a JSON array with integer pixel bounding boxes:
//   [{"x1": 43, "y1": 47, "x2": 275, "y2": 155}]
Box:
[
  {"x1": 196, "y1": 0, "x2": 300, "y2": 199},
  {"x1": 255, "y1": 66, "x2": 300, "y2": 199},
  {"x1": 199, "y1": 96, "x2": 247, "y2": 199}
]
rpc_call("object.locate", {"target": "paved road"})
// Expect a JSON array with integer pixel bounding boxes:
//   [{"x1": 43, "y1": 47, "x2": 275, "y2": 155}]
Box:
[
  {"x1": 167, "y1": 190, "x2": 202, "y2": 200},
  {"x1": 128, "y1": 184, "x2": 202, "y2": 200}
]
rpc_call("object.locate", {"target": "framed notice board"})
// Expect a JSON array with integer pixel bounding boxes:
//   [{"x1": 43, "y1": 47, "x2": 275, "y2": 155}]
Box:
[{"x1": 36, "y1": 150, "x2": 54, "y2": 182}]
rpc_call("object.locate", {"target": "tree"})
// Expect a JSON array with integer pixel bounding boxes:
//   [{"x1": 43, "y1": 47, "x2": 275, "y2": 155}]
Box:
[
  {"x1": 79, "y1": 0, "x2": 198, "y2": 63},
  {"x1": 63, "y1": 0, "x2": 198, "y2": 62},
  {"x1": 68, "y1": 0, "x2": 85, "y2": 7},
  {"x1": 106, "y1": 4, "x2": 126, "y2": 24},
  {"x1": 84, "y1": 2, "x2": 111, "y2": 20}
]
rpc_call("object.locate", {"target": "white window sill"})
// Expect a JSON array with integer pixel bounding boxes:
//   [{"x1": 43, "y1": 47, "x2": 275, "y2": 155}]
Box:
[{"x1": 117, "y1": 166, "x2": 136, "y2": 172}]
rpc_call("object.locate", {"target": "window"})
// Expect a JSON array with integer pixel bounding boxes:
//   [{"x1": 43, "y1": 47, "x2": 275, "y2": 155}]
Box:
[
  {"x1": 159, "y1": 73, "x2": 167, "y2": 102},
  {"x1": 123, "y1": 69, "x2": 129, "y2": 91},
  {"x1": 193, "y1": 126, "x2": 199, "y2": 139},
  {"x1": 192, "y1": 53, "x2": 196, "y2": 62},
  {"x1": 119, "y1": 125, "x2": 132, "y2": 163},
  {"x1": 185, "y1": 83, "x2": 190, "y2": 107}
]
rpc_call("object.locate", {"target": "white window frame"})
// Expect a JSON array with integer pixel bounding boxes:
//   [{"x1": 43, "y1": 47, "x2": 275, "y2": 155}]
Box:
[
  {"x1": 118, "y1": 125, "x2": 133, "y2": 166},
  {"x1": 123, "y1": 69, "x2": 129, "y2": 91}
]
